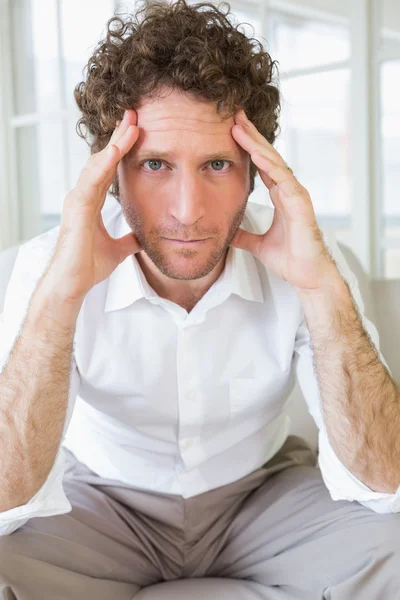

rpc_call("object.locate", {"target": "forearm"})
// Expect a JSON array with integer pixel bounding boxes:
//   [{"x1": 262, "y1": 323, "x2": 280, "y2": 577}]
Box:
[
  {"x1": 0, "y1": 276, "x2": 83, "y2": 512},
  {"x1": 296, "y1": 275, "x2": 400, "y2": 493}
]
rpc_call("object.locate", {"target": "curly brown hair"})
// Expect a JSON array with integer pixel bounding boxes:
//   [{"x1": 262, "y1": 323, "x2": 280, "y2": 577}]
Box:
[{"x1": 74, "y1": 0, "x2": 281, "y2": 200}]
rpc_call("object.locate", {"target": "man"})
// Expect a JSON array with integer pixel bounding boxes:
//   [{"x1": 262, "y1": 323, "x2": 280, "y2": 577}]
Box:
[{"x1": 0, "y1": 1, "x2": 399, "y2": 598}]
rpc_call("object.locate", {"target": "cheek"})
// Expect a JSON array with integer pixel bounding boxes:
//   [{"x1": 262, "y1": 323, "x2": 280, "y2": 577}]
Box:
[
  {"x1": 118, "y1": 168, "x2": 151, "y2": 210},
  {"x1": 222, "y1": 170, "x2": 250, "y2": 204}
]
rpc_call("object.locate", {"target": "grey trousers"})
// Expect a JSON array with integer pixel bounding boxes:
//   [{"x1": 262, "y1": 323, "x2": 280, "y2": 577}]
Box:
[{"x1": 0, "y1": 434, "x2": 399, "y2": 599}]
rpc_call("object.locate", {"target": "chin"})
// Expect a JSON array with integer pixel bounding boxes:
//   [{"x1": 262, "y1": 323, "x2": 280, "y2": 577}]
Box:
[
  {"x1": 157, "y1": 256, "x2": 219, "y2": 281},
  {"x1": 150, "y1": 241, "x2": 227, "y2": 281}
]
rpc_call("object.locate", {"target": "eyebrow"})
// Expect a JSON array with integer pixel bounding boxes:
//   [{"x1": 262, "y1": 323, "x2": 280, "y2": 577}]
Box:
[{"x1": 129, "y1": 149, "x2": 242, "y2": 162}]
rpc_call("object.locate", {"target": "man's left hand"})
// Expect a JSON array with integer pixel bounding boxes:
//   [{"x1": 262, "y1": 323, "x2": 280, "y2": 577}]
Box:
[{"x1": 230, "y1": 109, "x2": 340, "y2": 292}]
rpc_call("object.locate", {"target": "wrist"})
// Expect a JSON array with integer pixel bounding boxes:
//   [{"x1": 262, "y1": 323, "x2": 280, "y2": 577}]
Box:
[
  {"x1": 294, "y1": 269, "x2": 347, "y2": 302},
  {"x1": 295, "y1": 274, "x2": 357, "y2": 341},
  {"x1": 29, "y1": 274, "x2": 84, "y2": 327}
]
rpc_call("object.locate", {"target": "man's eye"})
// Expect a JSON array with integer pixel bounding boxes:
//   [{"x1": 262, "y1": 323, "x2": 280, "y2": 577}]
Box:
[
  {"x1": 141, "y1": 159, "x2": 232, "y2": 172},
  {"x1": 209, "y1": 159, "x2": 231, "y2": 171},
  {"x1": 142, "y1": 159, "x2": 164, "y2": 171}
]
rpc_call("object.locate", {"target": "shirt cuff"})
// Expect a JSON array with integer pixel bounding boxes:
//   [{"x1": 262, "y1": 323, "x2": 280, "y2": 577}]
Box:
[
  {"x1": 0, "y1": 447, "x2": 72, "y2": 536},
  {"x1": 317, "y1": 427, "x2": 400, "y2": 514}
]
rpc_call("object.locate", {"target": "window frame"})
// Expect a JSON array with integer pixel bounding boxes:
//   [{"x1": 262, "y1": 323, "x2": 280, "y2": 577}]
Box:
[{"x1": 0, "y1": 0, "x2": 20, "y2": 250}]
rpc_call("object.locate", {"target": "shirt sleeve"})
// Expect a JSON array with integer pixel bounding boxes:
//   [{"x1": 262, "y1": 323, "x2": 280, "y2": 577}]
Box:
[
  {"x1": 292, "y1": 229, "x2": 400, "y2": 514},
  {"x1": 0, "y1": 235, "x2": 80, "y2": 536}
]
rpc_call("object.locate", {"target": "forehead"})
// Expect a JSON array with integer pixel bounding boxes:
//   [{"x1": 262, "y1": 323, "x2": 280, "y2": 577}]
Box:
[
  {"x1": 136, "y1": 89, "x2": 234, "y2": 135},
  {"x1": 131, "y1": 89, "x2": 245, "y2": 160}
]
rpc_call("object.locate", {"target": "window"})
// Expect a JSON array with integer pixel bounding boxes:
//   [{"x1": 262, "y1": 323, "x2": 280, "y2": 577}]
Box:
[
  {"x1": 268, "y1": 9, "x2": 351, "y2": 249},
  {"x1": 381, "y1": 60, "x2": 400, "y2": 278},
  {"x1": 2, "y1": 0, "x2": 399, "y2": 279},
  {"x1": 9, "y1": 0, "x2": 116, "y2": 236},
  {"x1": 271, "y1": 11, "x2": 350, "y2": 70}
]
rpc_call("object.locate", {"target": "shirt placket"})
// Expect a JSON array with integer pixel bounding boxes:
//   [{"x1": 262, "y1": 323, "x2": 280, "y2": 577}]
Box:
[{"x1": 176, "y1": 322, "x2": 207, "y2": 471}]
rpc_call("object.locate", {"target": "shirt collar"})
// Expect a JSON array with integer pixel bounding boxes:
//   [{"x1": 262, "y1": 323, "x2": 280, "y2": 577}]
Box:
[{"x1": 104, "y1": 207, "x2": 264, "y2": 313}]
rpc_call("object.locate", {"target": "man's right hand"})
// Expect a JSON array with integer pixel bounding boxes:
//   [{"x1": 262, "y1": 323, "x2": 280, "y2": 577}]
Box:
[{"x1": 44, "y1": 109, "x2": 141, "y2": 305}]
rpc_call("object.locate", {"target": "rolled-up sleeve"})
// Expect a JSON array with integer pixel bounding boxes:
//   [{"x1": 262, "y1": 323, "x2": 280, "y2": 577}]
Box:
[
  {"x1": 293, "y1": 229, "x2": 400, "y2": 514},
  {"x1": 0, "y1": 233, "x2": 80, "y2": 535}
]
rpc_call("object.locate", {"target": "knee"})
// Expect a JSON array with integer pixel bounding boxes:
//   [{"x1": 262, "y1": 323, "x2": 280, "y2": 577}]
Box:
[
  {"x1": 379, "y1": 514, "x2": 400, "y2": 556},
  {"x1": 0, "y1": 536, "x2": 22, "y2": 583},
  {"x1": 366, "y1": 514, "x2": 400, "y2": 592}
]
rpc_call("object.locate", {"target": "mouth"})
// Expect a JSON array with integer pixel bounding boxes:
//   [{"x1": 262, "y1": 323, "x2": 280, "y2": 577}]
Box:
[{"x1": 163, "y1": 238, "x2": 210, "y2": 245}]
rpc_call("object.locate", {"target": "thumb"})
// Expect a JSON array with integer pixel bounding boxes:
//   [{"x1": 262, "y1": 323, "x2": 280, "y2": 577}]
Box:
[
  {"x1": 230, "y1": 228, "x2": 263, "y2": 258},
  {"x1": 116, "y1": 232, "x2": 143, "y2": 263}
]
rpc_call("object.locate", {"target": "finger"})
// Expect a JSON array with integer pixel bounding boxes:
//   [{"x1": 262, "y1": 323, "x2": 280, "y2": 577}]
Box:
[
  {"x1": 232, "y1": 123, "x2": 287, "y2": 169},
  {"x1": 251, "y1": 150, "x2": 315, "y2": 220},
  {"x1": 109, "y1": 109, "x2": 137, "y2": 147},
  {"x1": 115, "y1": 231, "x2": 143, "y2": 264},
  {"x1": 251, "y1": 150, "x2": 296, "y2": 192},
  {"x1": 234, "y1": 110, "x2": 270, "y2": 147},
  {"x1": 78, "y1": 125, "x2": 139, "y2": 201},
  {"x1": 109, "y1": 123, "x2": 140, "y2": 161},
  {"x1": 230, "y1": 227, "x2": 263, "y2": 258},
  {"x1": 232, "y1": 111, "x2": 287, "y2": 169},
  {"x1": 100, "y1": 124, "x2": 139, "y2": 183},
  {"x1": 108, "y1": 119, "x2": 122, "y2": 146},
  {"x1": 257, "y1": 168, "x2": 276, "y2": 191}
]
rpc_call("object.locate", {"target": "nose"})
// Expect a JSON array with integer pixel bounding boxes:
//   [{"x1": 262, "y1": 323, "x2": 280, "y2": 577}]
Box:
[{"x1": 168, "y1": 169, "x2": 207, "y2": 226}]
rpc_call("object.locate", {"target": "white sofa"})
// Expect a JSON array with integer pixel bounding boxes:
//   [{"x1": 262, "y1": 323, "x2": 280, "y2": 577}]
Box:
[{"x1": 0, "y1": 240, "x2": 399, "y2": 598}]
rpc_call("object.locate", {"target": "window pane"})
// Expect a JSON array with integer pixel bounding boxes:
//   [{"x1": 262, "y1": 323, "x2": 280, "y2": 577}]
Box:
[
  {"x1": 384, "y1": 224, "x2": 400, "y2": 278},
  {"x1": 278, "y1": 69, "x2": 351, "y2": 218},
  {"x1": 15, "y1": 126, "x2": 41, "y2": 241},
  {"x1": 37, "y1": 121, "x2": 66, "y2": 216},
  {"x1": 115, "y1": 0, "x2": 139, "y2": 12},
  {"x1": 228, "y1": 7, "x2": 263, "y2": 40},
  {"x1": 332, "y1": 227, "x2": 353, "y2": 250},
  {"x1": 11, "y1": 0, "x2": 61, "y2": 115},
  {"x1": 17, "y1": 121, "x2": 66, "y2": 233},
  {"x1": 61, "y1": 0, "x2": 116, "y2": 108},
  {"x1": 385, "y1": 224, "x2": 400, "y2": 238},
  {"x1": 383, "y1": 0, "x2": 400, "y2": 38},
  {"x1": 186, "y1": 0, "x2": 262, "y2": 39},
  {"x1": 381, "y1": 60, "x2": 400, "y2": 222},
  {"x1": 16, "y1": 120, "x2": 67, "y2": 236},
  {"x1": 270, "y1": 12, "x2": 350, "y2": 72},
  {"x1": 384, "y1": 248, "x2": 400, "y2": 279},
  {"x1": 67, "y1": 113, "x2": 91, "y2": 191}
]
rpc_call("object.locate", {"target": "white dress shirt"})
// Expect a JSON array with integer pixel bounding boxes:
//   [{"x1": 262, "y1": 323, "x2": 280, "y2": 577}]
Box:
[{"x1": 1, "y1": 196, "x2": 399, "y2": 537}]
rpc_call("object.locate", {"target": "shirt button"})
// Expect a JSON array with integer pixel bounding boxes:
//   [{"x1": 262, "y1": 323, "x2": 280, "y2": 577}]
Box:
[{"x1": 186, "y1": 390, "x2": 195, "y2": 400}]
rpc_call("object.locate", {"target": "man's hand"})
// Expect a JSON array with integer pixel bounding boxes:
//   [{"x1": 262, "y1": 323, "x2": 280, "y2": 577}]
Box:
[
  {"x1": 229, "y1": 114, "x2": 400, "y2": 494},
  {"x1": 229, "y1": 109, "x2": 340, "y2": 292},
  {"x1": 44, "y1": 109, "x2": 143, "y2": 304}
]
